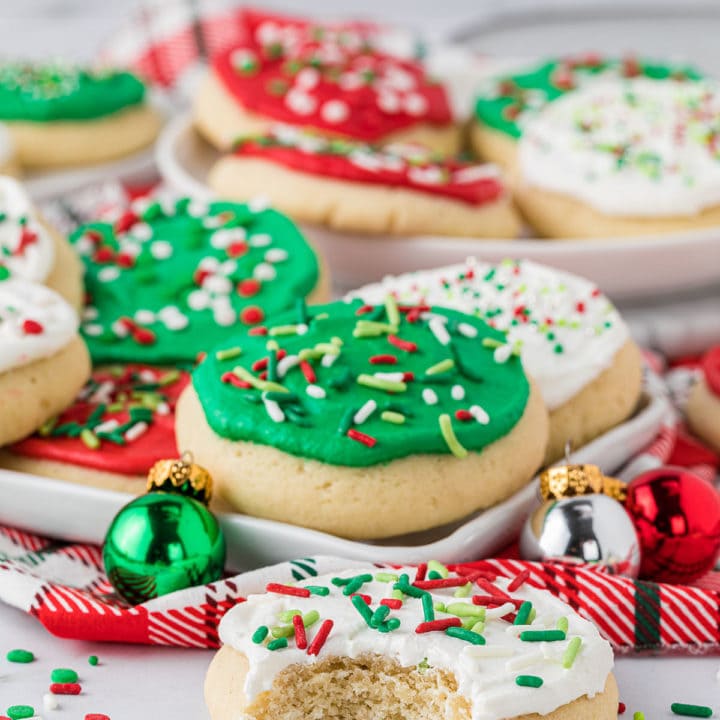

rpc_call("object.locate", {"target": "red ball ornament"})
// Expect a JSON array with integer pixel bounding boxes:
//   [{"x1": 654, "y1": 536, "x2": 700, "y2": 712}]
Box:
[{"x1": 625, "y1": 466, "x2": 720, "y2": 584}]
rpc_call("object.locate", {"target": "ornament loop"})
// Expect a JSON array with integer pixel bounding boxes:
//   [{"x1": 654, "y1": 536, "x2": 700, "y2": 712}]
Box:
[
  {"x1": 539, "y1": 463, "x2": 627, "y2": 501},
  {"x1": 147, "y1": 454, "x2": 214, "y2": 505}
]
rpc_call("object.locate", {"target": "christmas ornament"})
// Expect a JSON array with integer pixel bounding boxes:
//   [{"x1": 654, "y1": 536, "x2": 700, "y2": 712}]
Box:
[
  {"x1": 103, "y1": 453, "x2": 226, "y2": 604},
  {"x1": 521, "y1": 463, "x2": 641, "y2": 577},
  {"x1": 625, "y1": 466, "x2": 720, "y2": 584}
]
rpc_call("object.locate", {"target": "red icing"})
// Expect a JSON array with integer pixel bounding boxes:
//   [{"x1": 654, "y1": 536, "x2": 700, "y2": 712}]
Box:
[
  {"x1": 234, "y1": 137, "x2": 504, "y2": 206},
  {"x1": 701, "y1": 345, "x2": 720, "y2": 396},
  {"x1": 11, "y1": 365, "x2": 189, "y2": 477},
  {"x1": 213, "y1": 10, "x2": 452, "y2": 142}
]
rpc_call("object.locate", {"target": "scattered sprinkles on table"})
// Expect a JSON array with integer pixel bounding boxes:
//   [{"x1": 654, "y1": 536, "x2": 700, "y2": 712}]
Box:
[
  {"x1": 217, "y1": 562, "x2": 614, "y2": 720},
  {"x1": 192, "y1": 298, "x2": 531, "y2": 466},
  {"x1": 232, "y1": 124, "x2": 504, "y2": 206},
  {"x1": 10, "y1": 365, "x2": 189, "y2": 477},
  {"x1": 69, "y1": 196, "x2": 320, "y2": 364}
]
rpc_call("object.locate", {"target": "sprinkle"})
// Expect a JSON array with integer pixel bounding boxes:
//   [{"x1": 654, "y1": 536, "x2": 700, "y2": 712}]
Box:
[
  {"x1": 454, "y1": 582, "x2": 472, "y2": 598},
  {"x1": 370, "y1": 605, "x2": 391, "y2": 628},
  {"x1": 353, "y1": 399, "x2": 377, "y2": 425},
  {"x1": 516, "y1": 675, "x2": 543, "y2": 688},
  {"x1": 304, "y1": 586, "x2": 330, "y2": 596},
  {"x1": 384, "y1": 296, "x2": 400, "y2": 327},
  {"x1": 634, "y1": 713, "x2": 645, "y2": 720},
  {"x1": 252, "y1": 626, "x2": 269, "y2": 644},
  {"x1": 508, "y1": 569, "x2": 531, "y2": 592},
  {"x1": 22, "y1": 319, "x2": 44, "y2": 335},
  {"x1": 302, "y1": 610, "x2": 320, "y2": 627},
  {"x1": 267, "y1": 638, "x2": 288, "y2": 651},
  {"x1": 87, "y1": 655, "x2": 99, "y2": 666},
  {"x1": 416, "y1": 618, "x2": 461, "y2": 633},
  {"x1": 7, "y1": 706, "x2": 35, "y2": 720},
  {"x1": 50, "y1": 682, "x2": 81, "y2": 695},
  {"x1": 439, "y1": 414, "x2": 468, "y2": 458},
  {"x1": 520, "y1": 630, "x2": 566, "y2": 642},
  {"x1": 216, "y1": 347, "x2": 242, "y2": 361},
  {"x1": 563, "y1": 637, "x2": 582, "y2": 668},
  {"x1": 353, "y1": 320, "x2": 397, "y2": 337},
  {"x1": 370, "y1": 354, "x2": 397, "y2": 365},
  {"x1": 422, "y1": 388, "x2": 438, "y2": 405},
  {"x1": 269, "y1": 324, "x2": 305, "y2": 337},
  {"x1": 307, "y1": 619, "x2": 333, "y2": 656},
  {"x1": 557, "y1": 617, "x2": 569, "y2": 634},
  {"x1": 670, "y1": 704, "x2": 713, "y2": 717},
  {"x1": 514, "y1": 602, "x2": 533, "y2": 626},
  {"x1": 469, "y1": 405, "x2": 490, "y2": 424},
  {"x1": 619, "y1": 703, "x2": 626, "y2": 714},
  {"x1": 429, "y1": 316, "x2": 451, "y2": 345},
  {"x1": 266, "y1": 583, "x2": 310, "y2": 598},
  {"x1": 451, "y1": 384, "x2": 466, "y2": 400},
  {"x1": 485, "y1": 602, "x2": 519, "y2": 619},
  {"x1": 428, "y1": 560, "x2": 448, "y2": 578},
  {"x1": 351, "y1": 594, "x2": 374, "y2": 625},
  {"x1": 425, "y1": 359, "x2": 455, "y2": 376},
  {"x1": 422, "y1": 593, "x2": 435, "y2": 622},
  {"x1": 43, "y1": 693, "x2": 59, "y2": 712},
  {"x1": 380, "y1": 598, "x2": 402, "y2": 609},
  {"x1": 343, "y1": 574, "x2": 373, "y2": 596},
  {"x1": 356, "y1": 374, "x2": 406, "y2": 393},
  {"x1": 6, "y1": 650, "x2": 34, "y2": 663},
  {"x1": 381, "y1": 410, "x2": 405, "y2": 424},
  {"x1": 306, "y1": 384, "x2": 326, "y2": 399},
  {"x1": 347, "y1": 428, "x2": 377, "y2": 447},
  {"x1": 457, "y1": 322, "x2": 478, "y2": 338},
  {"x1": 446, "y1": 627, "x2": 485, "y2": 644},
  {"x1": 293, "y1": 614, "x2": 307, "y2": 649},
  {"x1": 80, "y1": 428, "x2": 100, "y2": 450},
  {"x1": 51, "y1": 669, "x2": 78, "y2": 684},
  {"x1": 277, "y1": 354, "x2": 300, "y2": 378},
  {"x1": 387, "y1": 334, "x2": 417, "y2": 352},
  {"x1": 374, "y1": 372, "x2": 405, "y2": 382},
  {"x1": 414, "y1": 578, "x2": 470, "y2": 591},
  {"x1": 414, "y1": 564, "x2": 428, "y2": 582}
]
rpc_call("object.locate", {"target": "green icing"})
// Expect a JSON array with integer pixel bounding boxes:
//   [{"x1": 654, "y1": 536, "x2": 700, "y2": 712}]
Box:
[
  {"x1": 70, "y1": 198, "x2": 320, "y2": 365},
  {"x1": 0, "y1": 63, "x2": 146, "y2": 121},
  {"x1": 474, "y1": 57, "x2": 704, "y2": 138},
  {"x1": 192, "y1": 299, "x2": 530, "y2": 467}
]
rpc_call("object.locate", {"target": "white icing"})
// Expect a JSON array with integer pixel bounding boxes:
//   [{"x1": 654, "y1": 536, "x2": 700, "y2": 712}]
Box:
[
  {"x1": 0, "y1": 176, "x2": 55, "y2": 283},
  {"x1": 518, "y1": 77, "x2": 720, "y2": 216},
  {"x1": 219, "y1": 566, "x2": 613, "y2": 720},
  {"x1": 0, "y1": 279, "x2": 78, "y2": 373},
  {"x1": 347, "y1": 259, "x2": 629, "y2": 409}
]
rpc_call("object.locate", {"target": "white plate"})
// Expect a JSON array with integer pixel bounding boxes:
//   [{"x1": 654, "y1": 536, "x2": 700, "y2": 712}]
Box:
[
  {"x1": 156, "y1": 114, "x2": 720, "y2": 301},
  {"x1": 0, "y1": 385, "x2": 667, "y2": 571}
]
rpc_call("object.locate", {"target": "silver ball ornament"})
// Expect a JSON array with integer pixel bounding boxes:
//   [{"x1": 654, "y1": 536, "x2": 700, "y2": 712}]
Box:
[{"x1": 520, "y1": 494, "x2": 641, "y2": 577}]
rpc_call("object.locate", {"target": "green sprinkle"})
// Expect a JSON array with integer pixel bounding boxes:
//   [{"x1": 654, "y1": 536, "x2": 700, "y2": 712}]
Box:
[
  {"x1": 6, "y1": 649, "x2": 34, "y2": 663},
  {"x1": 433, "y1": 602, "x2": 446, "y2": 612},
  {"x1": 378, "y1": 618, "x2": 401, "y2": 633},
  {"x1": 298, "y1": 348, "x2": 323, "y2": 361},
  {"x1": 557, "y1": 617, "x2": 569, "y2": 634},
  {"x1": 7, "y1": 706, "x2": 35, "y2": 720},
  {"x1": 454, "y1": 582, "x2": 472, "y2": 598},
  {"x1": 520, "y1": 630, "x2": 566, "y2": 642},
  {"x1": 516, "y1": 675, "x2": 543, "y2": 688},
  {"x1": 279, "y1": 610, "x2": 302, "y2": 623},
  {"x1": 380, "y1": 410, "x2": 405, "y2": 424},
  {"x1": 422, "y1": 593, "x2": 435, "y2": 622},
  {"x1": 671, "y1": 704, "x2": 713, "y2": 718},
  {"x1": 445, "y1": 602, "x2": 484, "y2": 618},
  {"x1": 159, "y1": 369, "x2": 181, "y2": 386},
  {"x1": 252, "y1": 626, "x2": 269, "y2": 644},
  {"x1": 385, "y1": 295, "x2": 400, "y2": 328},
  {"x1": 267, "y1": 638, "x2": 288, "y2": 651},
  {"x1": 514, "y1": 601, "x2": 533, "y2": 626},
  {"x1": 305, "y1": 585, "x2": 330, "y2": 596},
  {"x1": 439, "y1": 414, "x2": 468, "y2": 458},
  {"x1": 393, "y1": 581, "x2": 425, "y2": 599},
  {"x1": 482, "y1": 337, "x2": 504, "y2": 349},
  {"x1": 391, "y1": 588, "x2": 405, "y2": 601},
  {"x1": 357, "y1": 374, "x2": 407, "y2": 393},
  {"x1": 271, "y1": 624, "x2": 294, "y2": 638},
  {"x1": 471, "y1": 620, "x2": 485, "y2": 634},
  {"x1": 427, "y1": 560, "x2": 449, "y2": 578},
  {"x1": 269, "y1": 324, "x2": 304, "y2": 336},
  {"x1": 428, "y1": 570, "x2": 443, "y2": 580},
  {"x1": 38, "y1": 417, "x2": 57, "y2": 436},
  {"x1": 232, "y1": 365, "x2": 288, "y2": 393},
  {"x1": 374, "y1": 572, "x2": 398, "y2": 583},
  {"x1": 88, "y1": 655, "x2": 99, "y2": 666},
  {"x1": 80, "y1": 427, "x2": 101, "y2": 450},
  {"x1": 425, "y1": 358, "x2": 455, "y2": 376},
  {"x1": 314, "y1": 342, "x2": 339, "y2": 355},
  {"x1": 215, "y1": 346, "x2": 242, "y2": 361},
  {"x1": 353, "y1": 320, "x2": 398, "y2": 337},
  {"x1": 351, "y1": 594, "x2": 373, "y2": 625},
  {"x1": 445, "y1": 627, "x2": 485, "y2": 645},
  {"x1": 51, "y1": 668, "x2": 78, "y2": 683},
  {"x1": 331, "y1": 576, "x2": 350, "y2": 586},
  {"x1": 302, "y1": 610, "x2": 320, "y2": 628},
  {"x1": 343, "y1": 573, "x2": 373, "y2": 596},
  {"x1": 370, "y1": 605, "x2": 391, "y2": 628},
  {"x1": 634, "y1": 713, "x2": 645, "y2": 720},
  {"x1": 562, "y1": 636, "x2": 582, "y2": 669}
]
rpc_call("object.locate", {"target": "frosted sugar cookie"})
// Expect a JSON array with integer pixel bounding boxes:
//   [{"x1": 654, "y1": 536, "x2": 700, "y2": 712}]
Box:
[
  {"x1": 194, "y1": 9, "x2": 459, "y2": 154},
  {"x1": 0, "y1": 364, "x2": 189, "y2": 493},
  {"x1": 0, "y1": 175, "x2": 83, "y2": 309},
  {"x1": 70, "y1": 196, "x2": 328, "y2": 365},
  {"x1": 348, "y1": 258, "x2": 642, "y2": 463},
  {"x1": 176, "y1": 299, "x2": 548, "y2": 539},
  {"x1": 0, "y1": 279, "x2": 90, "y2": 446},
  {"x1": 205, "y1": 562, "x2": 618, "y2": 720},
  {"x1": 686, "y1": 346, "x2": 720, "y2": 452},
  {"x1": 209, "y1": 126, "x2": 519, "y2": 238},
  {"x1": 0, "y1": 62, "x2": 162, "y2": 169}
]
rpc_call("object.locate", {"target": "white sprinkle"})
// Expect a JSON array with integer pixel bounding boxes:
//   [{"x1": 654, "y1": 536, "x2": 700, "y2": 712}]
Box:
[
  {"x1": 187, "y1": 199, "x2": 209, "y2": 217},
  {"x1": 458, "y1": 322, "x2": 478, "y2": 338},
  {"x1": 156, "y1": 402, "x2": 170, "y2": 415},
  {"x1": 98, "y1": 267, "x2": 120, "y2": 283},
  {"x1": 249, "y1": 233, "x2": 272, "y2": 247},
  {"x1": 94, "y1": 419, "x2": 120, "y2": 434},
  {"x1": 306, "y1": 384, "x2": 326, "y2": 399},
  {"x1": 505, "y1": 651, "x2": 545, "y2": 672},
  {"x1": 231, "y1": 48, "x2": 257, "y2": 70},
  {"x1": 378, "y1": 91, "x2": 401, "y2": 114},
  {"x1": 74, "y1": 235, "x2": 95, "y2": 256},
  {"x1": 465, "y1": 646, "x2": 514, "y2": 659},
  {"x1": 111, "y1": 320, "x2": 130, "y2": 338},
  {"x1": 404, "y1": 92, "x2": 428, "y2": 116},
  {"x1": 43, "y1": 692, "x2": 59, "y2": 712},
  {"x1": 422, "y1": 388, "x2": 438, "y2": 405},
  {"x1": 82, "y1": 306, "x2": 99, "y2": 321},
  {"x1": 451, "y1": 384, "x2": 466, "y2": 401},
  {"x1": 220, "y1": 259, "x2": 238, "y2": 275},
  {"x1": 163, "y1": 312, "x2": 189, "y2": 331},
  {"x1": 277, "y1": 354, "x2": 300, "y2": 378},
  {"x1": 264, "y1": 398, "x2": 285, "y2": 423},
  {"x1": 248, "y1": 196, "x2": 270, "y2": 213},
  {"x1": 139, "y1": 370, "x2": 156, "y2": 383},
  {"x1": 494, "y1": 345, "x2": 513, "y2": 364},
  {"x1": 285, "y1": 88, "x2": 317, "y2": 116},
  {"x1": 353, "y1": 399, "x2": 377, "y2": 425},
  {"x1": 470, "y1": 404, "x2": 490, "y2": 425},
  {"x1": 265, "y1": 248, "x2": 288, "y2": 263},
  {"x1": 83, "y1": 323, "x2": 103, "y2": 336},
  {"x1": 254, "y1": 263, "x2": 277, "y2": 281},
  {"x1": 198, "y1": 256, "x2": 220, "y2": 271},
  {"x1": 374, "y1": 372, "x2": 404, "y2": 382},
  {"x1": 321, "y1": 353, "x2": 338, "y2": 368},
  {"x1": 211, "y1": 227, "x2": 246, "y2": 249},
  {"x1": 484, "y1": 602, "x2": 517, "y2": 620},
  {"x1": 429, "y1": 316, "x2": 451, "y2": 346},
  {"x1": 150, "y1": 240, "x2": 173, "y2": 260},
  {"x1": 296, "y1": 323, "x2": 309, "y2": 335},
  {"x1": 130, "y1": 222, "x2": 153, "y2": 241},
  {"x1": 295, "y1": 67, "x2": 320, "y2": 90},
  {"x1": 214, "y1": 307, "x2": 237, "y2": 327},
  {"x1": 187, "y1": 289, "x2": 210, "y2": 311},
  {"x1": 203, "y1": 214, "x2": 225, "y2": 229},
  {"x1": 339, "y1": 72, "x2": 363, "y2": 91},
  {"x1": 124, "y1": 421, "x2": 149, "y2": 442},
  {"x1": 203, "y1": 275, "x2": 232, "y2": 295},
  {"x1": 134, "y1": 309, "x2": 156, "y2": 325},
  {"x1": 321, "y1": 99, "x2": 349, "y2": 123}
]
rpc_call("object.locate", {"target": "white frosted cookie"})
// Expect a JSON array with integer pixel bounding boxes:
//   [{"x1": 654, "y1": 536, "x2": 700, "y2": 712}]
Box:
[
  {"x1": 205, "y1": 562, "x2": 617, "y2": 720},
  {"x1": 0, "y1": 279, "x2": 90, "y2": 445},
  {"x1": 348, "y1": 258, "x2": 642, "y2": 462}
]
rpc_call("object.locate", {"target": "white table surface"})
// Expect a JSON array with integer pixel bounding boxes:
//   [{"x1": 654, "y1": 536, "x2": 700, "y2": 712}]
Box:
[{"x1": 1, "y1": 601, "x2": 718, "y2": 717}]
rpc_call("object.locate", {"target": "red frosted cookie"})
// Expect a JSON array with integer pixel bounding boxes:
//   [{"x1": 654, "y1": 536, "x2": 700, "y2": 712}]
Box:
[{"x1": 193, "y1": 9, "x2": 459, "y2": 155}]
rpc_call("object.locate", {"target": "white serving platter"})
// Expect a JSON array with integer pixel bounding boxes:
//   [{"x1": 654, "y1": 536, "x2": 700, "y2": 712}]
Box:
[
  {"x1": 156, "y1": 114, "x2": 720, "y2": 301},
  {"x1": 0, "y1": 384, "x2": 667, "y2": 572}
]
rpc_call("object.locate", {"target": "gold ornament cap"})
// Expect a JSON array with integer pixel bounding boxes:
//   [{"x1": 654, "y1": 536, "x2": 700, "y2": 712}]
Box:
[
  {"x1": 147, "y1": 452, "x2": 213, "y2": 505},
  {"x1": 539, "y1": 463, "x2": 627, "y2": 502}
]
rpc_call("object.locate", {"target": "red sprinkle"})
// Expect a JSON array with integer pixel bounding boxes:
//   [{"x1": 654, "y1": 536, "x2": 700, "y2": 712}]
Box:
[
  {"x1": 227, "y1": 241, "x2": 249, "y2": 257},
  {"x1": 85, "y1": 716, "x2": 111, "y2": 720},
  {"x1": 307, "y1": 619, "x2": 334, "y2": 656},
  {"x1": 476, "y1": 578, "x2": 510, "y2": 598},
  {"x1": 618, "y1": 702, "x2": 626, "y2": 715},
  {"x1": 416, "y1": 618, "x2": 461, "y2": 634},
  {"x1": 507, "y1": 569, "x2": 531, "y2": 593},
  {"x1": 116, "y1": 252, "x2": 135, "y2": 269},
  {"x1": 380, "y1": 598, "x2": 403, "y2": 609},
  {"x1": 355, "y1": 304, "x2": 374, "y2": 315},
  {"x1": 299, "y1": 359, "x2": 316, "y2": 383},
  {"x1": 114, "y1": 210, "x2": 139, "y2": 234},
  {"x1": 387, "y1": 334, "x2": 417, "y2": 353},
  {"x1": 85, "y1": 229, "x2": 103, "y2": 244},
  {"x1": 22, "y1": 319, "x2": 44, "y2": 335},
  {"x1": 221, "y1": 372, "x2": 252, "y2": 389},
  {"x1": 248, "y1": 326, "x2": 268, "y2": 335},
  {"x1": 293, "y1": 614, "x2": 307, "y2": 650},
  {"x1": 50, "y1": 682, "x2": 82, "y2": 695},
  {"x1": 252, "y1": 357, "x2": 269, "y2": 371},
  {"x1": 472, "y1": 595, "x2": 524, "y2": 609},
  {"x1": 16, "y1": 227, "x2": 38, "y2": 254},
  {"x1": 414, "y1": 563, "x2": 427, "y2": 582},
  {"x1": 93, "y1": 246, "x2": 115, "y2": 263},
  {"x1": 132, "y1": 328, "x2": 156, "y2": 345},
  {"x1": 350, "y1": 593, "x2": 372, "y2": 605},
  {"x1": 193, "y1": 268, "x2": 212, "y2": 286},
  {"x1": 405, "y1": 308, "x2": 422, "y2": 323},
  {"x1": 454, "y1": 409, "x2": 473, "y2": 422},
  {"x1": 241, "y1": 306, "x2": 264, "y2": 325},
  {"x1": 414, "y1": 577, "x2": 472, "y2": 590},
  {"x1": 347, "y1": 428, "x2": 377, "y2": 448},
  {"x1": 266, "y1": 583, "x2": 310, "y2": 598},
  {"x1": 238, "y1": 279, "x2": 261, "y2": 297},
  {"x1": 402, "y1": 372, "x2": 415, "y2": 382},
  {"x1": 369, "y1": 354, "x2": 397, "y2": 365},
  {"x1": 575, "y1": 301, "x2": 586, "y2": 313}
]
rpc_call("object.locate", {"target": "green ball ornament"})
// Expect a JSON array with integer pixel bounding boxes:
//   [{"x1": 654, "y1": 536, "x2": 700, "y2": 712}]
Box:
[{"x1": 103, "y1": 455, "x2": 226, "y2": 604}]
